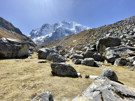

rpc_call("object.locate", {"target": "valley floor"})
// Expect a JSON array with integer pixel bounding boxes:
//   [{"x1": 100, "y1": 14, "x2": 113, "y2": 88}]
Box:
[{"x1": 0, "y1": 53, "x2": 135, "y2": 101}]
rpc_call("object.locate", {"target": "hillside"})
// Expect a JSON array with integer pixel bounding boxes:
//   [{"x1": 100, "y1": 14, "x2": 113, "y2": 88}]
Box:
[
  {"x1": 0, "y1": 17, "x2": 36, "y2": 46},
  {"x1": 39, "y1": 16, "x2": 135, "y2": 48}
]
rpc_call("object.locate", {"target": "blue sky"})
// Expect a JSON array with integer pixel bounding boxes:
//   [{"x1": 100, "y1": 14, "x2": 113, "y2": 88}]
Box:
[{"x1": 0, "y1": 0, "x2": 135, "y2": 35}]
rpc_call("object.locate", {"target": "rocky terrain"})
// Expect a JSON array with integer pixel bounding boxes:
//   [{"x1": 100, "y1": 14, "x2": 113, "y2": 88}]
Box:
[
  {"x1": 0, "y1": 16, "x2": 135, "y2": 101},
  {"x1": 29, "y1": 21, "x2": 89, "y2": 44}
]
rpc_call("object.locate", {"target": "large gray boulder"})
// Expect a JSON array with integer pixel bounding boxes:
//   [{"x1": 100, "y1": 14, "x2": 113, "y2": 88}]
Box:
[
  {"x1": 114, "y1": 58, "x2": 127, "y2": 66},
  {"x1": 81, "y1": 58, "x2": 95, "y2": 66},
  {"x1": 97, "y1": 37, "x2": 121, "y2": 53},
  {"x1": 32, "y1": 91, "x2": 54, "y2": 101},
  {"x1": 47, "y1": 53, "x2": 66, "y2": 63},
  {"x1": 101, "y1": 69, "x2": 118, "y2": 81},
  {"x1": 73, "y1": 78, "x2": 135, "y2": 101},
  {"x1": 0, "y1": 38, "x2": 29, "y2": 58},
  {"x1": 51, "y1": 62, "x2": 78, "y2": 77},
  {"x1": 38, "y1": 48, "x2": 56, "y2": 59}
]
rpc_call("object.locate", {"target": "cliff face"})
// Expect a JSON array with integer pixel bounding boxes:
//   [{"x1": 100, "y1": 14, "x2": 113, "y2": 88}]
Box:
[{"x1": 0, "y1": 17, "x2": 36, "y2": 46}]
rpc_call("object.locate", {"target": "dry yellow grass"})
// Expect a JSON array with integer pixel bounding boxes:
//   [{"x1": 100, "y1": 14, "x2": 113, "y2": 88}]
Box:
[{"x1": 0, "y1": 53, "x2": 135, "y2": 101}]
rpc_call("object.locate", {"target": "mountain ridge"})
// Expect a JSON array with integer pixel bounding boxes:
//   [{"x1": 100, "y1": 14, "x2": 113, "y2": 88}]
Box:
[
  {"x1": 29, "y1": 21, "x2": 90, "y2": 44},
  {"x1": 38, "y1": 16, "x2": 135, "y2": 48}
]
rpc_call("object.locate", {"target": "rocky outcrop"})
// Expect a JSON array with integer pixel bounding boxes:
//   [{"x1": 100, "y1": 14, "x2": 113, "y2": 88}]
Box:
[
  {"x1": 73, "y1": 78, "x2": 135, "y2": 101},
  {"x1": 32, "y1": 91, "x2": 54, "y2": 101},
  {"x1": 51, "y1": 62, "x2": 78, "y2": 77},
  {"x1": 97, "y1": 37, "x2": 121, "y2": 53},
  {"x1": 0, "y1": 38, "x2": 29, "y2": 58}
]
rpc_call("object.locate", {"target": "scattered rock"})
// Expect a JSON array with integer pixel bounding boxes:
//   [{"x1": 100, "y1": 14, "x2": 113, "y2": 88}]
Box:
[
  {"x1": 69, "y1": 54, "x2": 84, "y2": 59},
  {"x1": 72, "y1": 59, "x2": 82, "y2": 64},
  {"x1": 47, "y1": 53, "x2": 66, "y2": 63},
  {"x1": 77, "y1": 73, "x2": 82, "y2": 78},
  {"x1": 51, "y1": 62, "x2": 78, "y2": 77},
  {"x1": 81, "y1": 58, "x2": 95, "y2": 66},
  {"x1": 85, "y1": 74, "x2": 89, "y2": 78},
  {"x1": 38, "y1": 48, "x2": 56, "y2": 59},
  {"x1": 114, "y1": 58, "x2": 127, "y2": 66},
  {"x1": 38, "y1": 61, "x2": 47, "y2": 63},
  {"x1": 32, "y1": 91, "x2": 54, "y2": 101},
  {"x1": 101, "y1": 69, "x2": 118, "y2": 81}
]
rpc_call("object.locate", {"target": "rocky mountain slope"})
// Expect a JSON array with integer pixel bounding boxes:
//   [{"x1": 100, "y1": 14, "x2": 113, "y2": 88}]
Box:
[
  {"x1": 0, "y1": 17, "x2": 36, "y2": 46},
  {"x1": 39, "y1": 16, "x2": 135, "y2": 48},
  {"x1": 29, "y1": 21, "x2": 89, "y2": 44}
]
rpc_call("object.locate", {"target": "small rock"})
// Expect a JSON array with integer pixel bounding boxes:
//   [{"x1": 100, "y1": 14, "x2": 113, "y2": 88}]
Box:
[{"x1": 85, "y1": 74, "x2": 89, "y2": 78}]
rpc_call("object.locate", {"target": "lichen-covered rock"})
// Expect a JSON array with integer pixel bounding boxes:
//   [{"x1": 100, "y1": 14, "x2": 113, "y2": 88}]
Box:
[
  {"x1": 73, "y1": 78, "x2": 135, "y2": 101},
  {"x1": 0, "y1": 38, "x2": 29, "y2": 58},
  {"x1": 51, "y1": 62, "x2": 78, "y2": 77},
  {"x1": 69, "y1": 54, "x2": 84, "y2": 59}
]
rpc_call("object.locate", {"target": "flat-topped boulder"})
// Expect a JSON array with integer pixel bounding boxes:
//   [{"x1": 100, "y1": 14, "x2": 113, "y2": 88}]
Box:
[{"x1": 0, "y1": 38, "x2": 29, "y2": 58}]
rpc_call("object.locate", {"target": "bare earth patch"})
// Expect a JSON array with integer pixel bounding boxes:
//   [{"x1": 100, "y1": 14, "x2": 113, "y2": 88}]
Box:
[{"x1": 0, "y1": 53, "x2": 135, "y2": 101}]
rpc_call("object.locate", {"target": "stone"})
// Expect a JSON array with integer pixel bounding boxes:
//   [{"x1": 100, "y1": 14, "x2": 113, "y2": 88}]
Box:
[
  {"x1": 83, "y1": 49, "x2": 94, "y2": 58},
  {"x1": 69, "y1": 54, "x2": 84, "y2": 59},
  {"x1": 47, "y1": 53, "x2": 66, "y2": 63},
  {"x1": 97, "y1": 37, "x2": 121, "y2": 53},
  {"x1": 32, "y1": 91, "x2": 54, "y2": 101},
  {"x1": 77, "y1": 73, "x2": 82, "y2": 78},
  {"x1": 81, "y1": 58, "x2": 95, "y2": 66},
  {"x1": 72, "y1": 59, "x2": 82, "y2": 64},
  {"x1": 73, "y1": 78, "x2": 135, "y2": 101},
  {"x1": 85, "y1": 74, "x2": 89, "y2": 78},
  {"x1": 38, "y1": 48, "x2": 56, "y2": 59},
  {"x1": 101, "y1": 69, "x2": 118, "y2": 81},
  {"x1": 104, "y1": 48, "x2": 120, "y2": 63},
  {"x1": 38, "y1": 61, "x2": 47, "y2": 63},
  {"x1": 114, "y1": 58, "x2": 127, "y2": 66},
  {"x1": 93, "y1": 52, "x2": 104, "y2": 61},
  {"x1": 51, "y1": 62, "x2": 78, "y2": 77},
  {"x1": 0, "y1": 38, "x2": 29, "y2": 58}
]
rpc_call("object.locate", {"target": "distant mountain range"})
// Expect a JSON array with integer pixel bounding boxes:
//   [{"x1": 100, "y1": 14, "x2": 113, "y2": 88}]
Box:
[
  {"x1": 38, "y1": 16, "x2": 135, "y2": 48},
  {"x1": 29, "y1": 21, "x2": 90, "y2": 44},
  {"x1": 0, "y1": 17, "x2": 35, "y2": 46}
]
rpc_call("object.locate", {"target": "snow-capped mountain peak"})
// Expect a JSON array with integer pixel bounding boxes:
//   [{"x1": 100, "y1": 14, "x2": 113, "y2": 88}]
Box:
[{"x1": 29, "y1": 21, "x2": 90, "y2": 44}]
